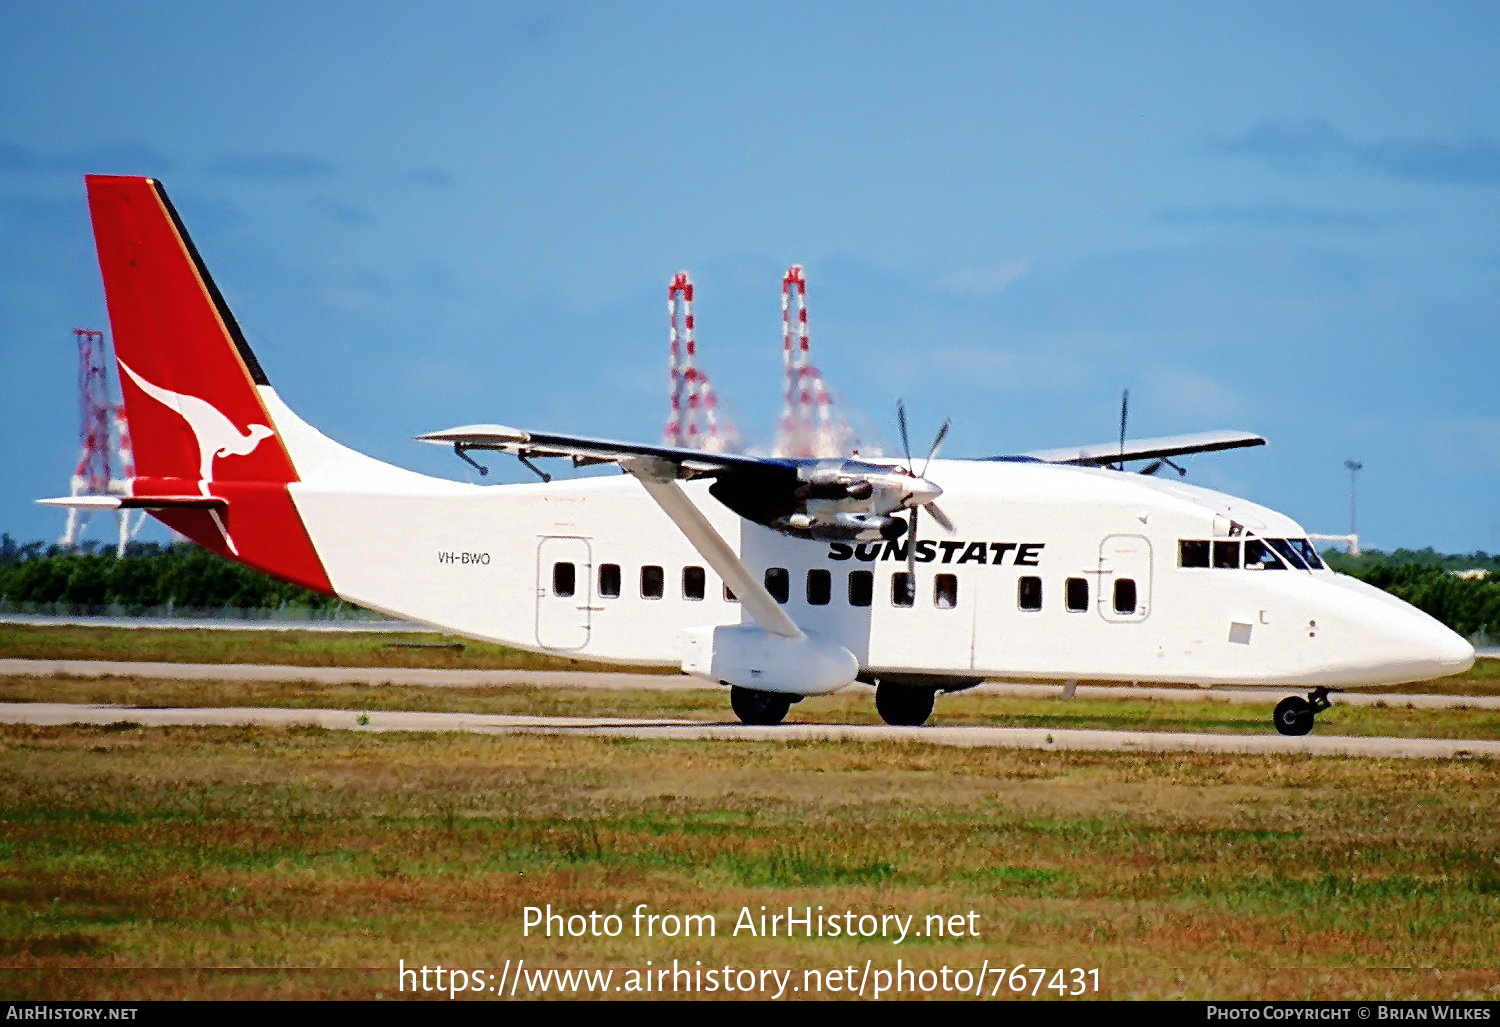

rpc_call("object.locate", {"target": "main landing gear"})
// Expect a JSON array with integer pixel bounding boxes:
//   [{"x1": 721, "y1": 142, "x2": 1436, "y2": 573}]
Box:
[
  {"x1": 875, "y1": 683, "x2": 938, "y2": 727},
  {"x1": 729, "y1": 686, "x2": 795, "y2": 726},
  {"x1": 1272, "y1": 687, "x2": 1334, "y2": 736}
]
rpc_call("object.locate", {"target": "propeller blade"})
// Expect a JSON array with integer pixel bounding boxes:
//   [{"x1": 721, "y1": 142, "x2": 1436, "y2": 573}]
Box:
[
  {"x1": 1140, "y1": 460, "x2": 1164, "y2": 476},
  {"x1": 898, "y1": 400, "x2": 915, "y2": 475},
  {"x1": 921, "y1": 418, "x2": 951, "y2": 477},
  {"x1": 1117, "y1": 388, "x2": 1129, "y2": 471},
  {"x1": 925, "y1": 501, "x2": 955, "y2": 534},
  {"x1": 907, "y1": 504, "x2": 920, "y2": 579}
]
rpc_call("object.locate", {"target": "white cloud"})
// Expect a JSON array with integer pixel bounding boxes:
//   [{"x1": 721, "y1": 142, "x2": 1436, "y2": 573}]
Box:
[
  {"x1": 932, "y1": 260, "x2": 1033, "y2": 297},
  {"x1": 1139, "y1": 369, "x2": 1248, "y2": 422}
]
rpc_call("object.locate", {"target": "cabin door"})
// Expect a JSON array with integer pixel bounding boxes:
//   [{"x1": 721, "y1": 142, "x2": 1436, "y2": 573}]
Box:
[
  {"x1": 535, "y1": 536, "x2": 593, "y2": 650},
  {"x1": 1097, "y1": 534, "x2": 1152, "y2": 623}
]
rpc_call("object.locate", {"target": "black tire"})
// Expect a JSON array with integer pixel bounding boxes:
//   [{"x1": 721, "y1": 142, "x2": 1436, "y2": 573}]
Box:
[
  {"x1": 1273, "y1": 695, "x2": 1315, "y2": 736},
  {"x1": 730, "y1": 686, "x2": 792, "y2": 726},
  {"x1": 875, "y1": 683, "x2": 936, "y2": 727}
]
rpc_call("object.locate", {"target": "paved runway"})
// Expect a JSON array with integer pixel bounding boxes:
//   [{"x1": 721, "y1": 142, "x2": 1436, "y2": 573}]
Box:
[
  {"x1": 2, "y1": 701, "x2": 1495, "y2": 760},
  {"x1": 3, "y1": 658, "x2": 1497, "y2": 710}
]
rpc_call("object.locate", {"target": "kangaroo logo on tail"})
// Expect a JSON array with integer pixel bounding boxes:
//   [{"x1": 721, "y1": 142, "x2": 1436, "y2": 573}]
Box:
[{"x1": 118, "y1": 358, "x2": 276, "y2": 554}]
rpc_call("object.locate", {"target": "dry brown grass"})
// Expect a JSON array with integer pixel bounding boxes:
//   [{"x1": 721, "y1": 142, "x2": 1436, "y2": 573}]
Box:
[
  {"x1": 3, "y1": 673, "x2": 1498, "y2": 739},
  {"x1": 0, "y1": 723, "x2": 1496, "y2": 1000}
]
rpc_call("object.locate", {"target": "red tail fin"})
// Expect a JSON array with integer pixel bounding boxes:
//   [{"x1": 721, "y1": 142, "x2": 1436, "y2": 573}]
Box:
[
  {"x1": 86, "y1": 175, "x2": 297, "y2": 488},
  {"x1": 86, "y1": 175, "x2": 332, "y2": 594}
]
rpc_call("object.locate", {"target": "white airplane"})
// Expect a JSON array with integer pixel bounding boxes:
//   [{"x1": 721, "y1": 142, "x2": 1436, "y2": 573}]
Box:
[{"x1": 43, "y1": 176, "x2": 1476, "y2": 737}]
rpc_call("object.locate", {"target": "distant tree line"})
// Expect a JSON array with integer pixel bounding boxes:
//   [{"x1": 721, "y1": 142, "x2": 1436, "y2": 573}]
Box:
[
  {"x1": 1, "y1": 535, "x2": 1495, "y2": 640},
  {"x1": 0, "y1": 535, "x2": 343, "y2": 613}
]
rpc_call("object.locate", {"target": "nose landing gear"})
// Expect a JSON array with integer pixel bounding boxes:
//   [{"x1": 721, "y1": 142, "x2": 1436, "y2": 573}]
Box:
[
  {"x1": 729, "y1": 686, "x2": 795, "y2": 726},
  {"x1": 1272, "y1": 687, "x2": 1334, "y2": 736}
]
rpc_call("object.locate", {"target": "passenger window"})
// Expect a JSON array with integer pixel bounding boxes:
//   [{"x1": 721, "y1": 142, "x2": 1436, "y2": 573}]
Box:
[
  {"x1": 1243, "y1": 539, "x2": 1285, "y2": 570},
  {"x1": 1065, "y1": 577, "x2": 1089, "y2": 612},
  {"x1": 552, "y1": 562, "x2": 576, "y2": 598},
  {"x1": 641, "y1": 565, "x2": 664, "y2": 600},
  {"x1": 683, "y1": 565, "x2": 706, "y2": 600},
  {"x1": 892, "y1": 572, "x2": 915, "y2": 608},
  {"x1": 807, "y1": 569, "x2": 831, "y2": 606},
  {"x1": 1018, "y1": 576, "x2": 1042, "y2": 611},
  {"x1": 765, "y1": 567, "x2": 789, "y2": 604},
  {"x1": 1179, "y1": 540, "x2": 1210, "y2": 568},
  {"x1": 1213, "y1": 540, "x2": 1241, "y2": 569},
  {"x1": 934, "y1": 573, "x2": 958, "y2": 609},
  {"x1": 848, "y1": 570, "x2": 873, "y2": 608},
  {"x1": 723, "y1": 584, "x2": 739, "y2": 603},
  {"x1": 598, "y1": 563, "x2": 620, "y2": 599},
  {"x1": 1114, "y1": 578, "x2": 1137, "y2": 614}
]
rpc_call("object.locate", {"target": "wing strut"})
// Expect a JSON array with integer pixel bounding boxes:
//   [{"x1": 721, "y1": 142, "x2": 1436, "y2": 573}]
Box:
[{"x1": 623, "y1": 458, "x2": 804, "y2": 640}]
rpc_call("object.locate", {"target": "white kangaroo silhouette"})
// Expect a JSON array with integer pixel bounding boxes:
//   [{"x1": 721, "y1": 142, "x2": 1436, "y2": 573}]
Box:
[{"x1": 118, "y1": 358, "x2": 276, "y2": 554}]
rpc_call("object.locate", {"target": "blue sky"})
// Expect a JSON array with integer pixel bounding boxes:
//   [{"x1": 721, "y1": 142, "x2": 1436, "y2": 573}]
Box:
[{"x1": 3, "y1": 1, "x2": 1497, "y2": 553}]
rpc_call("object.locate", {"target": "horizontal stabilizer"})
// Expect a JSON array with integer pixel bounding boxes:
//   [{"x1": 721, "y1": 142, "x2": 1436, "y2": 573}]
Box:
[
  {"x1": 38, "y1": 494, "x2": 227, "y2": 510},
  {"x1": 1018, "y1": 430, "x2": 1266, "y2": 467}
]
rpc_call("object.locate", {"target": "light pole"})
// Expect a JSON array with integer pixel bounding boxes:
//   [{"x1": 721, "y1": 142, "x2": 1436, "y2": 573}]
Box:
[{"x1": 1344, "y1": 460, "x2": 1363, "y2": 556}]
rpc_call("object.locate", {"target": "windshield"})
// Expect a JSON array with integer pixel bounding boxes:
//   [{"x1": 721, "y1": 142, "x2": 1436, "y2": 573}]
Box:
[
  {"x1": 1267, "y1": 538, "x2": 1308, "y2": 570},
  {"x1": 1289, "y1": 538, "x2": 1324, "y2": 569},
  {"x1": 1243, "y1": 539, "x2": 1286, "y2": 570}
]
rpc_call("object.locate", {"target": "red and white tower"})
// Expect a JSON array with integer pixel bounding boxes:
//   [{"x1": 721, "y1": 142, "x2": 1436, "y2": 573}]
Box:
[
  {"x1": 773, "y1": 266, "x2": 860, "y2": 458},
  {"x1": 59, "y1": 329, "x2": 141, "y2": 556},
  {"x1": 664, "y1": 271, "x2": 739, "y2": 453}
]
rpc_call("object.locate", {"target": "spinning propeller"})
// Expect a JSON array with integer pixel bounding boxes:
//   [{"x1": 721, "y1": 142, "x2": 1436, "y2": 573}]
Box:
[{"x1": 896, "y1": 400, "x2": 955, "y2": 577}]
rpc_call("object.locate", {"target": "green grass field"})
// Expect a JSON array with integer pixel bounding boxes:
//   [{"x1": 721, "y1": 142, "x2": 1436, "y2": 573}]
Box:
[
  {"x1": 0, "y1": 723, "x2": 1496, "y2": 1000},
  {"x1": 0, "y1": 623, "x2": 671, "y2": 673},
  {"x1": 2, "y1": 624, "x2": 1497, "y2": 1000}
]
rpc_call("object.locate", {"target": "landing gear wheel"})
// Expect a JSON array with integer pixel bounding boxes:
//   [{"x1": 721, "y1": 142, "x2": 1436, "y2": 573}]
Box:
[
  {"x1": 730, "y1": 686, "x2": 792, "y2": 726},
  {"x1": 875, "y1": 684, "x2": 936, "y2": 727},
  {"x1": 1273, "y1": 695, "x2": 1315, "y2": 736}
]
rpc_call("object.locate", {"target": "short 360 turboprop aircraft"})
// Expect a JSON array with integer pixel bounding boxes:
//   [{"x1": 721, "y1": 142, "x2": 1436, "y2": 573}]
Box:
[{"x1": 45, "y1": 176, "x2": 1476, "y2": 736}]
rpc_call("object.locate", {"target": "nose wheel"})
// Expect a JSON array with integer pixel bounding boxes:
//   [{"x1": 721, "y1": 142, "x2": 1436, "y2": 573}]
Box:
[
  {"x1": 1272, "y1": 688, "x2": 1333, "y2": 736},
  {"x1": 729, "y1": 686, "x2": 794, "y2": 726}
]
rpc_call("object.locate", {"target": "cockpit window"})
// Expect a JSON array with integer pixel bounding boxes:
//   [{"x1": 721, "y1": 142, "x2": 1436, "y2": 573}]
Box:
[
  {"x1": 1243, "y1": 539, "x2": 1286, "y2": 570},
  {"x1": 1290, "y1": 538, "x2": 1324, "y2": 569},
  {"x1": 1179, "y1": 540, "x2": 1211, "y2": 568},
  {"x1": 1267, "y1": 538, "x2": 1308, "y2": 570},
  {"x1": 1212, "y1": 540, "x2": 1241, "y2": 569}
]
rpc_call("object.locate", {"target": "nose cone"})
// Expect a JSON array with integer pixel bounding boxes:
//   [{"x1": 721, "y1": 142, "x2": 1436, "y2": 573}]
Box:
[
  {"x1": 1317, "y1": 575, "x2": 1476, "y2": 685},
  {"x1": 1432, "y1": 623, "x2": 1477, "y2": 674},
  {"x1": 1387, "y1": 610, "x2": 1476, "y2": 680}
]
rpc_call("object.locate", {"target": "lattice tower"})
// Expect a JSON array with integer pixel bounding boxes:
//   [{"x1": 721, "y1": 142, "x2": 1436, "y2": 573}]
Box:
[
  {"x1": 664, "y1": 271, "x2": 739, "y2": 452},
  {"x1": 59, "y1": 329, "x2": 142, "y2": 556},
  {"x1": 773, "y1": 265, "x2": 859, "y2": 457}
]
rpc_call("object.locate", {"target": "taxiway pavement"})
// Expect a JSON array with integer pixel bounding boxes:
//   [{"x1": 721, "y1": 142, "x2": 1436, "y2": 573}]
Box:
[{"x1": 2, "y1": 701, "x2": 1495, "y2": 760}]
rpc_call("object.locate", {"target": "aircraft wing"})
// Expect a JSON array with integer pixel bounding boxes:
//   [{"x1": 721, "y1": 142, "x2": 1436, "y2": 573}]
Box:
[
  {"x1": 1017, "y1": 430, "x2": 1266, "y2": 467},
  {"x1": 417, "y1": 422, "x2": 805, "y2": 639},
  {"x1": 415, "y1": 423, "x2": 796, "y2": 479}
]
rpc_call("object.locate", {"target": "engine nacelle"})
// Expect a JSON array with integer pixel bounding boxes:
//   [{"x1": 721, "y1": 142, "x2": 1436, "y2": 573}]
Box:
[
  {"x1": 681, "y1": 625, "x2": 859, "y2": 696},
  {"x1": 771, "y1": 511, "x2": 906, "y2": 542}
]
